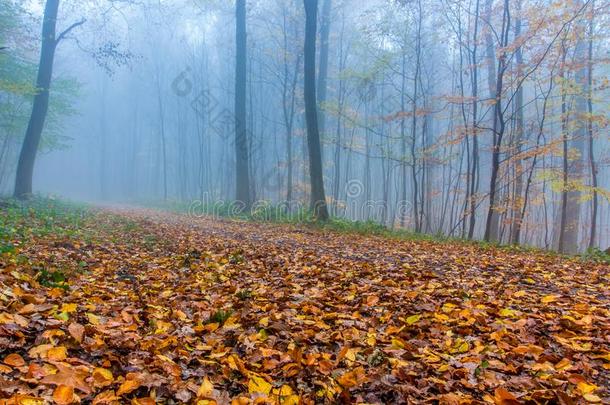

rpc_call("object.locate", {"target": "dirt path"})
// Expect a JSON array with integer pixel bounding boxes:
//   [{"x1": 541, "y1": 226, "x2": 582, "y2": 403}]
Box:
[{"x1": 1, "y1": 206, "x2": 608, "y2": 404}]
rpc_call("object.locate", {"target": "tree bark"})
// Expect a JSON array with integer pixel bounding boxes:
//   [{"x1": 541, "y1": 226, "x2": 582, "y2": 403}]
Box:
[
  {"x1": 484, "y1": 0, "x2": 510, "y2": 242},
  {"x1": 14, "y1": 0, "x2": 60, "y2": 199},
  {"x1": 235, "y1": 0, "x2": 252, "y2": 208},
  {"x1": 560, "y1": 7, "x2": 587, "y2": 254},
  {"x1": 510, "y1": 0, "x2": 525, "y2": 244},
  {"x1": 303, "y1": 0, "x2": 329, "y2": 221},
  {"x1": 586, "y1": 1, "x2": 597, "y2": 249},
  {"x1": 317, "y1": 0, "x2": 331, "y2": 142}
]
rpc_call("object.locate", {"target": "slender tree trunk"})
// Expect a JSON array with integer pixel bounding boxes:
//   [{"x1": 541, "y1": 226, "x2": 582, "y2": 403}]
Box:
[
  {"x1": 14, "y1": 0, "x2": 59, "y2": 199},
  {"x1": 560, "y1": 9, "x2": 588, "y2": 254},
  {"x1": 484, "y1": 0, "x2": 510, "y2": 242},
  {"x1": 558, "y1": 46, "x2": 569, "y2": 252},
  {"x1": 155, "y1": 69, "x2": 168, "y2": 201},
  {"x1": 468, "y1": 0, "x2": 481, "y2": 240},
  {"x1": 410, "y1": 0, "x2": 422, "y2": 233},
  {"x1": 303, "y1": 0, "x2": 329, "y2": 220},
  {"x1": 399, "y1": 47, "x2": 407, "y2": 227},
  {"x1": 235, "y1": 0, "x2": 252, "y2": 208},
  {"x1": 510, "y1": 0, "x2": 525, "y2": 244},
  {"x1": 586, "y1": 1, "x2": 598, "y2": 249},
  {"x1": 317, "y1": 0, "x2": 331, "y2": 142}
]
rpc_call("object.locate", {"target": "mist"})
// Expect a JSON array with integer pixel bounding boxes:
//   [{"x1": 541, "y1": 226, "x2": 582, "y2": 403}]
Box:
[{"x1": 2, "y1": 0, "x2": 609, "y2": 253}]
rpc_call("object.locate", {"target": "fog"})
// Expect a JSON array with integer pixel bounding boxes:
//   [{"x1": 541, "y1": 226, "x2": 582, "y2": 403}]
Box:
[{"x1": 2, "y1": 0, "x2": 609, "y2": 253}]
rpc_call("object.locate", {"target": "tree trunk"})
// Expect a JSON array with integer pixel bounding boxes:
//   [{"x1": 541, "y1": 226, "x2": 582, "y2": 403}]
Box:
[
  {"x1": 586, "y1": 1, "x2": 597, "y2": 249},
  {"x1": 317, "y1": 0, "x2": 331, "y2": 142},
  {"x1": 468, "y1": 0, "x2": 481, "y2": 240},
  {"x1": 14, "y1": 0, "x2": 60, "y2": 199},
  {"x1": 303, "y1": 0, "x2": 329, "y2": 221},
  {"x1": 235, "y1": 0, "x2": 252, "y2": 208},
  {"x1": 484, "y1": 0, "x2": 510, "y2": 243},
  {"x1": 510, "y1": 0, "x2": 525, "y2": 245},
  {"x1": 560, "y1": 11, "x2": 588, "y2": 254}
]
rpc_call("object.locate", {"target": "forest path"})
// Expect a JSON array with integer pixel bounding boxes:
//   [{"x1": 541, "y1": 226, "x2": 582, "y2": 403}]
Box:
[
  {"x1": 106, "y1": 206, "x2": 610, "y2": 402},
  {"x1": 1, "y1": 205, "x2": 608, "y2": 403}
]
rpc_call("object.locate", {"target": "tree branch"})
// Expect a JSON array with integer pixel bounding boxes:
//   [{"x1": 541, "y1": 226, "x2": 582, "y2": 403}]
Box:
[{"x1": 55, "y1": 18, "x2": 87, "y2": 45}]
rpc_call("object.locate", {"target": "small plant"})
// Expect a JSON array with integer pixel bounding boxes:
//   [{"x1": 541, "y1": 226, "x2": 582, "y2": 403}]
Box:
[
  {"x1": 0, "y1": 243, "x2": 15, "y2": 255},
  {"x1": 229, "y1": 251, "x2": 245, "y2": 264},
  {"x1": 235, "y1": 289, "x2": 252, "y2": 300},
  {"x1": 208, "y1": 309, "x2": 233, "y2": 325},
  {"x1": 581, "y1": 247, "x2": 610, "y2": 264},
  {"x1": 36, "y1": 268, "x2": 69, "y2": 290}
]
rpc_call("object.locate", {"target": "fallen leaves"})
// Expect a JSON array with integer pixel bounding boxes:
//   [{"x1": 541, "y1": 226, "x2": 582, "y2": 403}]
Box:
[{"x1": 0, "y1": 205, "x2": 608, "y2": 403}]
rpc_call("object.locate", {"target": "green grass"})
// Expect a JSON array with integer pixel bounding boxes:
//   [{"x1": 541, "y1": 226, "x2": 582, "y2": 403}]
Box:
[
  {"x1": 4, "y1": 196, "x2": 604, "y2": 264},
  {"x1": 0, "y1": 196, "x2": 90, "y2": 246},
  {"x1": 142, "y1": 198, "x2": 605, "y2": 262}
]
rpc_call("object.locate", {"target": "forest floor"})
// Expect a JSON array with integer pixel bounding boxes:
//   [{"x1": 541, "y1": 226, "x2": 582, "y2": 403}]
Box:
[{"x1": 0, "y1": 199, "x2": 609, "y2": 404}]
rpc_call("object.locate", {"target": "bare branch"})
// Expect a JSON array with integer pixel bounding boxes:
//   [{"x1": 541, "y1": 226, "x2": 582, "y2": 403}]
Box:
[{"x1": 55, "y1": 18, "x2": 87, "y2": 45}]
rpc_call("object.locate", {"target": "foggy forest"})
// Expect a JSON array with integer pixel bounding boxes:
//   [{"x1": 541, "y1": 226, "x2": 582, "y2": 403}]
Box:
[{"x1": 0, "y1": 0, "x2": 609, "y2": 403}]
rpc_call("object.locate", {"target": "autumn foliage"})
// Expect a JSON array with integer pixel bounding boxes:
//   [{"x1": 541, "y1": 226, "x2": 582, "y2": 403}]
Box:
[{"x1": 0, "y1": 202, "x2": 609, "y2": 403}]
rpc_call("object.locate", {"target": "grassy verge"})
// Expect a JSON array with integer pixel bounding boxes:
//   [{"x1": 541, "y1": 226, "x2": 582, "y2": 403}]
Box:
[
  {"x1": 139, "y1": 198, "x2": 610, "y2": 264},
  {"x1": 3, "y1": 197, "x2": 606, "y2": 264},
  {"x1": 0, "y1": 197, "x2": 91, "y2": 250}
]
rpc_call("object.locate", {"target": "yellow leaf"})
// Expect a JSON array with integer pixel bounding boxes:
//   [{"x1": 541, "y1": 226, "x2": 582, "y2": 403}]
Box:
[
  {"x1": 248, "y1": 374, "x2": 272, "y2": 394},
  {"x1": 154, "y1": 320, "x2": 172, "y2": 334},
  {"x1": 86, "y1": 313, "x2": 100, "y2": 325},
  {"x1": 13, "y1": 396, "x2": 44, "y2": 405},
  {"x1": 276, "y1": 385, "x2": 293, "y2": 396},
  {"x1": 583, "y1": 394, "x2": 601, "y2": 403},
  {"x1": 61, "y1": 303, "x2": 78, "y2": 313},
  {"x1": 499, "y1": 308, "x2": 516, "y2": 317},
  {"x1": 391, "y1": 338, "x2": 406, "y2": 349},
  {"x1": 47, "y1": 346, "x2": 67, "y2": 361},
  {"x1": 197, "y1": 377, "x2": 214, "y2": 398},
  {"x1": 406, "y1": 314, "x2": 421, "y2": 325},
  {"x1": 577, "y1": 381, "x2": 597, "y2": 395},
  {"x1": 457, "y1": 341, "x2": 469, "y2": 353},
  {"x1": 258, "y1": 317, "x2": 269, "y2": 327},
  {"x1": 541, "y1": 295, "x2": 559, "y2": 304},
  {"x1": 92, "y1": 368, "x2": 114, "y2": 388}
]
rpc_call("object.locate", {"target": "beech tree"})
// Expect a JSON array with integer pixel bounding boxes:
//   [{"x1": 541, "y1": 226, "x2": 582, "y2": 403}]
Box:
[
  {"x1": 235, "y1": 0, "x2": 252, "y2": 208},
  {"x1": 303, "y1": 0, "x2": 329, "y2": 221},
  {"x1": 13, "y1": 0, "x2": 84, "y2": 199}
]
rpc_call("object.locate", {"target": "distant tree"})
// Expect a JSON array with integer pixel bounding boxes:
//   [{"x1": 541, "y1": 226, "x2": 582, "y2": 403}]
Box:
[
  {"x1": 235, "y1": 0, "x2": 252, "y2": 208},
  {"x1": 317, "y1": 0, "x2": 331, "y2": 140},
  {"x1": 303, "y1": 0, "x2": 329, "y2": 220}
]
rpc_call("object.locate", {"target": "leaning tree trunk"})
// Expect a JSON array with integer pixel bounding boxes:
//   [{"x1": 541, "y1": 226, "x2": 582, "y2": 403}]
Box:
[
  {"x1": 303, "y1": 0, "x2": 329, "y2": 221},
  {"x1": 235, "y1": 0, "x2": 252, "y2": 208},
  {"x1": 14, "y1": 0, "x2": 59, "y2": 199}
]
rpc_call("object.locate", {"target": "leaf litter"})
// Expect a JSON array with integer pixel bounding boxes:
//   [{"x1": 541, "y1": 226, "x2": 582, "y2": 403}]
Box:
[{"x1": 0, "y1": 207, "x2": 608, "y2": 404}]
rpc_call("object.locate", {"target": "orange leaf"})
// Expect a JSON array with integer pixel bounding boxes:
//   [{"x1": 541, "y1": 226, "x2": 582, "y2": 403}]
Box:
[
  {"x1": 337, "y1": 367, "x2": 366, "y2": 389},
  {"x1": 494, "y1": 387, "x2": 520, "y2": 405},
  {"x1": 117, "y1": 373, "x2": 142, "y2": 396},
  {"x1": 53, "y1": 385, "x2": 75, "y2": 405},
  {"x1": 4, "y1": 353, "x2": 26, "y2": 367}
]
